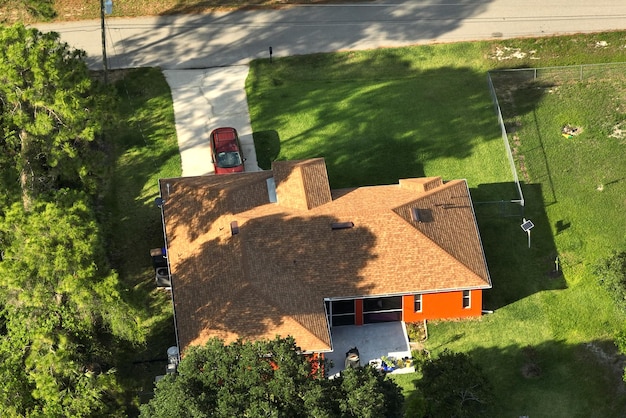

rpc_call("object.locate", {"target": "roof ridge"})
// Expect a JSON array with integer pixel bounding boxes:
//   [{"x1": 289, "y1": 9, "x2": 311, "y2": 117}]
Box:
[{"x1": 387, "y1": 210, "x2": 490, "y2": 290}]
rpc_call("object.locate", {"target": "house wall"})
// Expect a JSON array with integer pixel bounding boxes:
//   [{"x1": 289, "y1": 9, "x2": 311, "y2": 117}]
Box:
[{"x1": 402, "y1": 289, "x2": 482, "y2": 322}]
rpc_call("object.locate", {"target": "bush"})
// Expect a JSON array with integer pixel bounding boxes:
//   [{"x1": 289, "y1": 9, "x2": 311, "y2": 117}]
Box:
[{"x1": 596, "y1": 251, "x2": 626, "y2": 310}]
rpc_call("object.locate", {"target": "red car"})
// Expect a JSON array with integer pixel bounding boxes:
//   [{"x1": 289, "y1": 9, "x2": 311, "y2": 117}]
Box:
[{"x1": 209, "y1": 127, "x2": 245, "y2": 174}]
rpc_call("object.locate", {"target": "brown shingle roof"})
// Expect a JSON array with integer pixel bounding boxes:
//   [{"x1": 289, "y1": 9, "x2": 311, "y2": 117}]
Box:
[{"x1": 160, "y1": 159, "x2": 491, "y2": 354}]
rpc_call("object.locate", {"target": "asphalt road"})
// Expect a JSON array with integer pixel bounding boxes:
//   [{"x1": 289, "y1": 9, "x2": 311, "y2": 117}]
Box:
[{"x1": 34, "y1": 0, "x2": 626, "y2": 70}]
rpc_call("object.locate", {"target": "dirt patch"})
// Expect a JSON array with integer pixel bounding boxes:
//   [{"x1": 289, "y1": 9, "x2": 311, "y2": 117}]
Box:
[
  {"x1": 609, "y1": 121, "x2": 626, "y2": 140},
  {"x1": 2, "y1": 0, "x2": 367, "y2": 23},
  {"x1": 90, "y1": 68, "x2": 133, "y2": 84},
  {"x1": 511, "y1": 134, "x2": 531, "y2": 183},
  {"x1": 561, "y1": 124, "x2": 583, "y2": 138},
  {"x1": 490, "y1": 46, "x2": 538, "y2": 61}
]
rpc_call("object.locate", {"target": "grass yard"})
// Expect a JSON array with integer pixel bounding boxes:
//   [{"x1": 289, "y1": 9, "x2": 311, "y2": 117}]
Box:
[
  {"x1": 100, "y1": 68, "x2": 181, "y2": 413},
  {"x1": 246, "y1": 32, "x2": 626, "y2": 416},
  {"x1": 247, "y1": 45, "x2": 513, "y2": 198}
]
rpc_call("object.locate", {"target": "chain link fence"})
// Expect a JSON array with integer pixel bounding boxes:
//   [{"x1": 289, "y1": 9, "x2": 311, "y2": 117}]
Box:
[{"x1": 484, "y1": 62, "x2": 626, "y2": 217}]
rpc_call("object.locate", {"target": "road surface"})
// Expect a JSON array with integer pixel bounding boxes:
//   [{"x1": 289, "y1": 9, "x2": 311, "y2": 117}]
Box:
[{"x1": 34, "y1": 0, "x2": 626, "y2": 70}]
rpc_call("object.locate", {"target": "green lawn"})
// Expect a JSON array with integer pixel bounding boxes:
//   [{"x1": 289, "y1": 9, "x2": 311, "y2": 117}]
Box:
[
  {"x1": 247, "y1": 45, "x2": 512, "y2": 196},
  {"x1": 245, "y1": 33, "x2": 626, "y2": 416},
  {"x1": 101, "y1": 68, "x2": 182, "y2": 413}
]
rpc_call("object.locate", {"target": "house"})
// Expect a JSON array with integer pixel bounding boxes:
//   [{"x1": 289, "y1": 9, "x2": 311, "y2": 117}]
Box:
[{"x1": 158, "y1": 158, "x2": 491, "y2": 355}]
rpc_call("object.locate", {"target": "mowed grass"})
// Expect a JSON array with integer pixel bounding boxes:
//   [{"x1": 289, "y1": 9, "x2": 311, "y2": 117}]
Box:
[
  {"x1": 246, "y1": 33, "x2": 626, "y2": 416},
  {"x1": 101, "y1": 68, "x2": 181, "y2": 412},
  {"x1": 247, "y1": 45, "x2": 512, "y2": 197}
]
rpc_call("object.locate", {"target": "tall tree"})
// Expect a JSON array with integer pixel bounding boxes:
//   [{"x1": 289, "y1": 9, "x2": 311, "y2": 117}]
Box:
[
  {"x1": 0, "y1": 190, "x2": 144, "y2": 416},
  {"x1": 0, "y1": 23, "x2": 108, "y2": 209},
  {"x1": 140, "y1": 337, "x2": 403, "y2": 418}
]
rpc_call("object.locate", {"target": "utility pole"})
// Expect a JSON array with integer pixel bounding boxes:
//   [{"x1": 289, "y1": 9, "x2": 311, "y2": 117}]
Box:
[{"x1": 100, "y1": 0, "x2": 113, "y2": 84}]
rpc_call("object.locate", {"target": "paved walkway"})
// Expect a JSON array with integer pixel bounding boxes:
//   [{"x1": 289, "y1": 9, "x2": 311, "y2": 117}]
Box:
[{"x1": 164, "y1": 66, "x2": 260, "y2": 176}]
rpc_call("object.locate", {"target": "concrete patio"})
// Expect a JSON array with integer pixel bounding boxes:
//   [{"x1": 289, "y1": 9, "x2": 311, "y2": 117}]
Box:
[{"x1": 325, "y1": 322, "x2": 414, "y2": 377}]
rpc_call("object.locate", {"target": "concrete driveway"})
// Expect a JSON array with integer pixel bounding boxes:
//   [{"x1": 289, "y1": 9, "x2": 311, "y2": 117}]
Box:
[{"x1": 164, "y1": 66, "x2": 260, "y2": 177}]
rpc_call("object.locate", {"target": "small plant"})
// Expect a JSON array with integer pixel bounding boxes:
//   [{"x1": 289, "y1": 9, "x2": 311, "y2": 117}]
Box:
[{"x1": 406, "y1": 321, "x2": 427, "y2": 342}]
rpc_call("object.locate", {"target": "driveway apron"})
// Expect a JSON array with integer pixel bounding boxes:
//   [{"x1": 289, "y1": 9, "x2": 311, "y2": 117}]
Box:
[{"x1": 164, "y1": 66, "x2": 260, "y2": 177}]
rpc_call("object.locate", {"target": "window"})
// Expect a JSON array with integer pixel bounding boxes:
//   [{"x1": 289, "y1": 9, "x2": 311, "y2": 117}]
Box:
[
  {"x1": 462, "y1": 290, "x2": 471, "y2": 309},
  {"x1": 363, "y1": 296, "x2": 402, "y2": 312},
  {"x1": 414, "y1": 294, "x2": 422, "y2": 312},
  {"x1": 326, "y1": 299, "x2": 356, "y2": 327}
]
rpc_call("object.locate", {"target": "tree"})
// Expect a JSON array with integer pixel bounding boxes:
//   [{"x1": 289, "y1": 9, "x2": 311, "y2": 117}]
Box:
[
  {"x1": 414, "y1": 349, "x2": 493, "y2": 418},
  {"x1": 596, "y1": 251, "x2": 626, "y2": 311},
  {"x1": 0, "y1": 23, "x2": 109, "y2": 209},
  {"x1": 0, "y1": 189, "x2": 144, "y2": 416},
  {"x1": 140, "y1": 337, "x2": 404, "y2": 418}
]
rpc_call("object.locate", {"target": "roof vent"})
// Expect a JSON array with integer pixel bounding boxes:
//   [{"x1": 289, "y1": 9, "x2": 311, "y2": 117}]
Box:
[
  {"x1": 331, "y1": 221, "x2": 354, "y2": 230},
  {"x1": 266, "y1": 177, "x2": 277, "y2": 203},
  {"x1": 411, "y1": 208, "x2": 423, "y2": 222},
  {"x1": 230, "y1": 221, "x2": 239, "y2": 235},
  {"x1": 411, "y1": 208, "x2": 420, "y2": 222}
]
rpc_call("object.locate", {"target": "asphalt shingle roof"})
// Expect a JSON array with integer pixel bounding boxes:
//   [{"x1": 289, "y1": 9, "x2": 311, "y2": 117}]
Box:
[{"x1": 160, "y1": 158, "x2": 491, "y2": 353}]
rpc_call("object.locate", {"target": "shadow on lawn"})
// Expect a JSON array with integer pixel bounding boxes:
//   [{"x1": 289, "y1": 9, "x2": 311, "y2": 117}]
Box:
[
  {"x1": 473, "y1": 182, "x2": 566, "y2": 310},
  {"x1": 252, "y1": 129, "x2": 280, "y2": 170},
  {"x1": 466, "y1": 339, "x2": 626, "y2": 417},
  {"x1": 489, "y1": 73, "x2": 558, "y2": 204},
  {"x1": 100, "y1": 69, "x2": 181, "y2": 414},
  {"x1": 250, "y1": 58, "x2": 527, "y2": 189},
  {"x1": 105, "y1": 68, "x2": 181, "y2": 282}
]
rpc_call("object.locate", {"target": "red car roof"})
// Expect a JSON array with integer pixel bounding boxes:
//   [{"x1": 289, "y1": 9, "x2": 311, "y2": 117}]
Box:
[{"x1": 212, "y1": 127, "x2": 238, "y2": 153}]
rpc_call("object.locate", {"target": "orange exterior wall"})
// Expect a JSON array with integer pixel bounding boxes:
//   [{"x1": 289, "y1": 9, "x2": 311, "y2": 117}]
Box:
[{"x1": 402, "y1": 290, "x2": 483, "y2": 322}]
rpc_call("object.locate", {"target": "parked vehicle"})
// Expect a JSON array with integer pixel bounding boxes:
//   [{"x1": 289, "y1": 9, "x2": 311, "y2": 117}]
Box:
[{"x1": 209, "y1": 127, "x2": 245, "y2": 174}]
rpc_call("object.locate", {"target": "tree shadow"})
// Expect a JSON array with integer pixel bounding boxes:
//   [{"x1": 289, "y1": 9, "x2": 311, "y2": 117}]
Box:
[
  {"x1": 104, "y1": 0, "x2": 495, "y2": 70},
  {"x1": 253, "y1": 129, "x2": 281, "y2": 170},
  {"x1": 103, "y1": 68, "x2": 181, "y2": 282},
  {"x1": 249, "y1": 57, "x2": 522, "y2": 189},
  {"x1": 169, "y1": 211, "x2": 377, "y2": 351},
  {"x1": 465, "y1": 340, "x2": 626, "y2": 417},
  {"x1": 98, "y1": 69, "x2": 183, "y2": 411}
]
